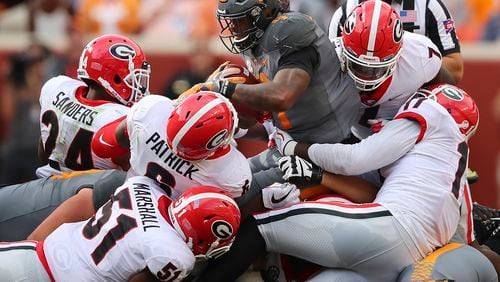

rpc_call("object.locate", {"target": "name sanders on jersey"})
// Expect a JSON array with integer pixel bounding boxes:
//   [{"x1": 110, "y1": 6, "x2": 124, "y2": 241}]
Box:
[
  {"x1": 146, "y1": 132, "x2": 200, "y2": 180},
  {"x1": 52, "y1": 91, "x2": 98, "y2": 126},
  {"x1": 133, "y1": 182, "x2": 160, "y2": 231}
]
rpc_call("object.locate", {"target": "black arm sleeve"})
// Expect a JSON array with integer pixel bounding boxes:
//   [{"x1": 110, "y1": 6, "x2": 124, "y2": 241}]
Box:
[
  {"x1": 197, "y1": 216, "x2": 266, "y2": 282},
  {"x1": 277, "y1": 46, "x2": 320, "y2": 77}
]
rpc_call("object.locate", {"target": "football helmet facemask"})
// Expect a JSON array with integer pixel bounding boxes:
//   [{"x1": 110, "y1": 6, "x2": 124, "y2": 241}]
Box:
[
  {"x1": 77, "y1": 34, "x2": 150, "y2": 106},
  {"x1": 341, "y1": 0, "x2": 403, "y2": 91},
  {"x1": 217, "y1": 0, "x2": 286, "y2": 54},
  {"x1": 166, "y1": 91, "x2": 238, "y2": 161},
  {"x1": 168, "y1": 186, "x2": 241, "y2": 259}
]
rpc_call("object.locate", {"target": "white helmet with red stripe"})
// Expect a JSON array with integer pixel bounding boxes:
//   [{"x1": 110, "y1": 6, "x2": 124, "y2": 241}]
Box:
[
  {"x1": 166, "y1": 91, "x2": 238, "y2": 161},
  {"x1": 341, "y1": 0, "x2": 403, "y2": 91}
]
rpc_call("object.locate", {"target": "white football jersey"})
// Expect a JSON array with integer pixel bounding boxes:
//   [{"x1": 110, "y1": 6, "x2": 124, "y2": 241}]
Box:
[
  {"x1": 126, "y1": 95, "x2": 251, "y2": 199},
  {"x1": 37, "y1": 76, "x2": 129, "y2": 177},
  {"x1": 338, "y1": 32, "x2": 442, "y2": 139},
  {"x1": 43, "y1": 176, "x2": 195, "y2": 282},
  {"x1": 375, "y1": 97, "x2": 468, "y2": 256}
]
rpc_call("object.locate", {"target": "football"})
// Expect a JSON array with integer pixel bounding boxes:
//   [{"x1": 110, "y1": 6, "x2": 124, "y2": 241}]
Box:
[{"x1": 217, "y1": 64, "x2": 261, "y2": 119}]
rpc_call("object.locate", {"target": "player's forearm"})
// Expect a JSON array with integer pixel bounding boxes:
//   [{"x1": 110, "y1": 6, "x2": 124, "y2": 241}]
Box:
[
  {"x1": 442, "y1": 53, "x2": 464, "y2": 84},
  {"x1": 321, "y1": 173, "x2": 379, "y2": 203},
  {"x1": 232, "y1": 82, "x2": 294, "y2": 112},
  {"x1": 307, "y1": 120, "x2": 420, "y2": 175},
  {"x1": 28, "y1": 188, "x2": 95, "y2": 241}
]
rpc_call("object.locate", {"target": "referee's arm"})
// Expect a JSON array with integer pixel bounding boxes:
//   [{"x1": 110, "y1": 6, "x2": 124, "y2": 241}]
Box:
[{"x1": 426, "y1": 0, "x2": 463, "y2": 84}]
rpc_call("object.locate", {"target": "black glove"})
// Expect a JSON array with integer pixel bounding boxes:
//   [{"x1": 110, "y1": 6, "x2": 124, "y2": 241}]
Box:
[
  {"x1": 278, "y1": 156, "x2": 323, "y2": 185},
  {"x1": 473, "y1": 202, "x2": 500, "y2": 245}
]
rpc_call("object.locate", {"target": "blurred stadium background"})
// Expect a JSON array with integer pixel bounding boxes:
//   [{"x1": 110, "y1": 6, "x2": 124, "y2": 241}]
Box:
[{"x1": 0, "y1": 0, "x2": 498, "y2": 208}]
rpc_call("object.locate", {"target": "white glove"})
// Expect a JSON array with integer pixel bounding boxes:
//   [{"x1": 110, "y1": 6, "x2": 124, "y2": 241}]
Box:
[
  {"x1": 262, "y1": 183, "x2": 300, "y2": 209},
  {"x1": 278, "y1": 156, "x2": 324, "y2": 185},
  {"x1": 271, "y1": 128, "x2": 297, "y2": 156}
]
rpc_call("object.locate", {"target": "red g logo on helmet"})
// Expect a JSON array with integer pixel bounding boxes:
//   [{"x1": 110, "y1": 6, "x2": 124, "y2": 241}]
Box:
[
  {"x1": 393, "y1": 19, "x2": 403, "y2": 43},
  {"x1": 344, "y1": 11, "x2": 356, "y2": 35},
  {"x1": 441, "y1": 87, "x2": 464, "y2": 101},
  {"x1": 211, "y1": 220, "x2": 234, "y2": 239},
  {"x1": 207, "y1": 130, "x2": 229, "y2": 150},
  {"x1": 109, "y1": 44, "x2": 136, "y2": 61}
]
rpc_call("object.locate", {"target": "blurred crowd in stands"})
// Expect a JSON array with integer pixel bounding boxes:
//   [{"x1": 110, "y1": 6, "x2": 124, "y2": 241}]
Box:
[{"x1": 0, "y1": 0, "x2": 498, "y2": 184}]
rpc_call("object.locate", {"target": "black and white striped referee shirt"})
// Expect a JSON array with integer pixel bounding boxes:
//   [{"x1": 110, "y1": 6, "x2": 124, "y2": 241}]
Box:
[{"x1": 328, "y1": 0, "x2": 460, "y2": 56}]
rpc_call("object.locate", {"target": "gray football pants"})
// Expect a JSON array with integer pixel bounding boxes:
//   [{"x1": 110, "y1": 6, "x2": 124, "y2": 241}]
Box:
[
  {"x1": 0, "y1": 241, "x2": 51, "y2": 281},
  {"x1": 398, "y1": 243, "x2": 497, "y2": 282},
  {"x1": 254, "y1": 201, "x2": 423, "y2": 282}
]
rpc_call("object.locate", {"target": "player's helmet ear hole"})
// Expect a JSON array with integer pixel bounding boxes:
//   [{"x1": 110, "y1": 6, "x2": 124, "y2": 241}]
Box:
[
  {"x1": 216, "y1": 116, "x2": 224, "y2": 120},
  {"x1": 185, "y1": 111, "x2": 191, "y2": 119},
  {"x1": 197, "y1": 240, "x2": 205, "y2": 245},
  {"x1": 114, "y1": 75, "x2": 121, "y2": 84},
  {"x1": 195, "y1": 123, "x2": 204, "y2": 128}
]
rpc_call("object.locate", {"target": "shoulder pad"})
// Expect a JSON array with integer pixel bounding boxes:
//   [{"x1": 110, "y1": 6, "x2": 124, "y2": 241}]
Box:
[{"x1": 260, "y1": 12, "x2": 317, "y2": 56}]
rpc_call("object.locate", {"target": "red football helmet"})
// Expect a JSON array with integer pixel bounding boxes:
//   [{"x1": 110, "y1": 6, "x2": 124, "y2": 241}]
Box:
[
  {"x1": 166, "y1": 91, "x2": 238, "y2": 161},
  {"x1": 341, "y1": 0, "x2": 403, "y2": 91},
  {"x1": 168, "y1": 186, "x2": 241, "y2": 259},
  {"x1": 77, "y1": 34, "x2": 151, "y2": 106},
  {"x1": 429, "y1": 84, "x2": 479, "y2": 140}
]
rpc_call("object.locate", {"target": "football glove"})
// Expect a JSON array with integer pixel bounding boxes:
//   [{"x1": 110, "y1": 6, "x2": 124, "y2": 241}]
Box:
[
  {"x1": 278, "y1": 156, "x2": 323, "y2": 185},
  {"x1": 262, "y1": 182, "x2": 300, "y2": 209},
  {"x1": 271, "y1": 128, "x2": 297, "y2": 156}
]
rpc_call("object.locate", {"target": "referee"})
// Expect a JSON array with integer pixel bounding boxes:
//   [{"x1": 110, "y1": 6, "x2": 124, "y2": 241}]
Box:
[{"x1": 328, "y1": 0, "x2": 464, "y2": 84}]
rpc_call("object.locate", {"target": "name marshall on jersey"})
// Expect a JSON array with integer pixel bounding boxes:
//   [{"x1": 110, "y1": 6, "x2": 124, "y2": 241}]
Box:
[
  {"x1": 52, "y1": 91, "x2": 98, "y2": 126},
  {"x1": 146, "y1": 132, "x2": 200, "y2": 179},
  {"x1": 133, "y1": 182, "x2": 161, "y2": 231}
]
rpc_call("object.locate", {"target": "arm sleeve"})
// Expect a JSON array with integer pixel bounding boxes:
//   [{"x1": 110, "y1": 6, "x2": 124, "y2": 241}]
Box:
[
  {"x1": 277, "y1": 46, "x2": 319, "y2": 77},
  {"x1": 308, "y1": 119, "x2": 421, "y2": 175},
  {"x1": 91, "y1": 116, "x2": 129, "y2": 158}
]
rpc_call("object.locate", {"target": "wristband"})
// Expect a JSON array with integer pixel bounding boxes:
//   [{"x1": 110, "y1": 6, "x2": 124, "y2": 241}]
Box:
[{"x1": 220, "y1": 80, "x2": 237, "y2": 99}]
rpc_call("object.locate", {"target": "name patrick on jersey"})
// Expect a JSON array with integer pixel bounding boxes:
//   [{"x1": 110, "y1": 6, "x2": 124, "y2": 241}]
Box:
[
  {"x1": 52, "y1": 91, "x2": 98, "y2": 126},
  {"x1": 146, "y1": 132, "x2": 199, "y2": 179},
  {"x1": 133, "y1": 182, "x2": 160, "y2": 231}
]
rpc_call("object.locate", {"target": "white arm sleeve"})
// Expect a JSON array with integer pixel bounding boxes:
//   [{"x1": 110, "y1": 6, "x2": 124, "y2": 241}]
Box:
[{"x1": 308, "y1": 119, "x2": 421, "y2": 175}]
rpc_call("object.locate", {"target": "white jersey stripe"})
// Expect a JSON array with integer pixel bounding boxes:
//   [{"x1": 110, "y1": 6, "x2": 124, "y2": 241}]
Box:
[{"x1": 367, "y1": 0, "x2": 382, "y2": 57}]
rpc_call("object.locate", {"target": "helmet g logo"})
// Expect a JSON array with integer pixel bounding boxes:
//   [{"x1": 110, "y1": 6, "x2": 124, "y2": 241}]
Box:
[
  {"x1": 211, "y1": 220, "x2": 233, "y2": 239},
  {"x1": 344, "y1": 11, "x2": 356, "y2": 35},
  {"x1": 206, "y1": 129, "x2": 228, "y2": 150},
  {"x1": 442, "y1": 87, "x2": 464, "y2": 101},
  {"x1": 393, "y1": 19, "x2": 403, "y2": 43},
  {"x1": 110, "y1": 44, "x2": 136, "y2": 61}
]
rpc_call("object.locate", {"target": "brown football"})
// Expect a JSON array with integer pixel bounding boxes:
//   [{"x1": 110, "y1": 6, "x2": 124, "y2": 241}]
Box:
[{"x1": 217, "y1": 64, "x2": 261, "y2": 119}]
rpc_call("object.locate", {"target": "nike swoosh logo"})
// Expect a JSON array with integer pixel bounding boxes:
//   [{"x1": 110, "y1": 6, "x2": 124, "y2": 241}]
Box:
[
  {"x1": 99, "y1": 134, "x2": 113, "y2": 147},
  {"x1": 271, "y1": 187, "x2": 294, "y2": 204}
]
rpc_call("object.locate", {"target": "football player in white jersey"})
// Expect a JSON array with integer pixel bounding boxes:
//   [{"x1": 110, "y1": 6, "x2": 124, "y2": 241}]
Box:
[
  {"x1": 92, "y1": 91, "x2": 299, "y2": 213},
  {"x1": 198, "y1": 85, "x2": 496, "y2": 281},
  {"x1": 37, "y1": 34, "x2": 151, "y2": 178},
  {"x1": 0, "y1": 177, "x2": 241, "y2": 282},
  {"x1": 333, "y1": 0, "x2": 452, "y2": 141}
]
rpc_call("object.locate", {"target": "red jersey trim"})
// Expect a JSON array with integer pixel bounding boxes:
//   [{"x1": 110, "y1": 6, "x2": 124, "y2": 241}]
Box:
[
  {"x1": 394, "y1": 112, "x2": 427, "y2": 144},
  {"x1": 74, "y1": 85, "x2": 116, "y2": 107},
  {"x1": 360, "y1": 76, "x2": 393, "y2": 106},
  {"x1": 36, "y1": 241, "x2": 55, "y2": 282},
  {"x1": 463, "y1": 184, "x2": 474, "y2": 243},
  {"x1": 157, "y1": 195, "x2": 172, "y2": 224}
]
